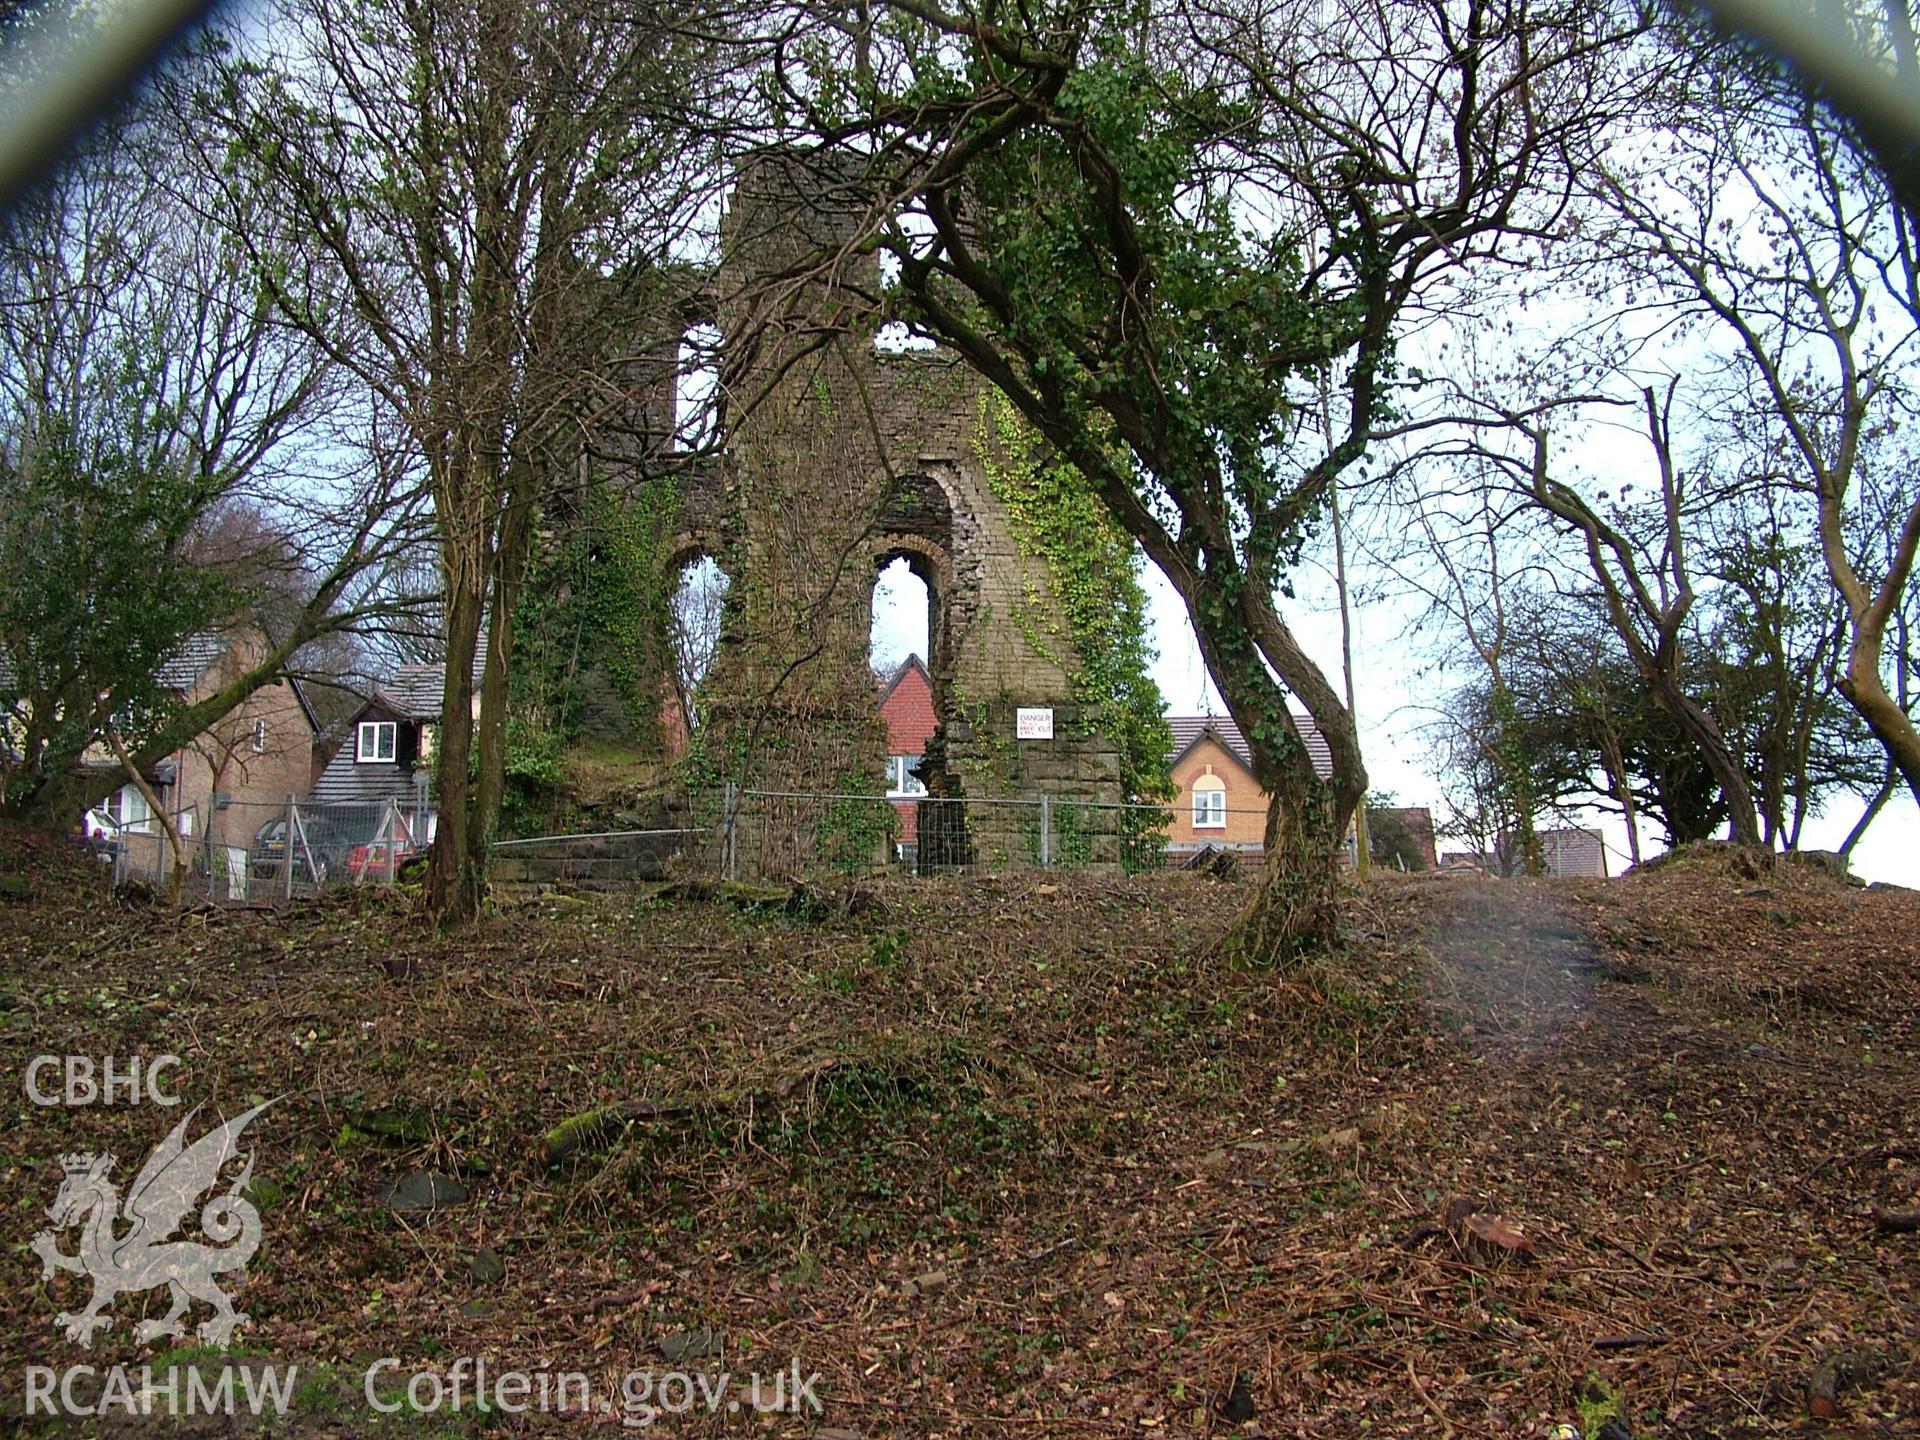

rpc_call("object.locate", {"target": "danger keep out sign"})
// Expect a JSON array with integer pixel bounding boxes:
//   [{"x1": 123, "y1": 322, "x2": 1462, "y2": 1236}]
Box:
[{"x1": 1016, "y1": 707, "x2": 1054, "y2": 740}]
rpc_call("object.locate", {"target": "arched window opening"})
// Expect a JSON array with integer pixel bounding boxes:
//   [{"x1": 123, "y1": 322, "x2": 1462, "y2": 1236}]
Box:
[
  {"x1": 872, "y1": 555, "x2": 932, "y2": 799},
  {"x1": 870, "y1": 554, "x2": 929, "y2": 675},
  {"x1": 675, "y1": 323, "x2": 721, "y2": 451},
  {"x1": 671, "y1": 555, "x2": 730, "y2": 734}
]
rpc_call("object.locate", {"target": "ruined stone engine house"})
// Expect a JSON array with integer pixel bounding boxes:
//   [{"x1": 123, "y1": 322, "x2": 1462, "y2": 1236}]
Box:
[{"x1": 593, "y1": 154, "x2": 1134, "y2": 871}]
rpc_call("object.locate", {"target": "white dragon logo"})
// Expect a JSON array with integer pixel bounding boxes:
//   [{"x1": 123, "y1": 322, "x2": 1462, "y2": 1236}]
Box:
[{"x1": 31, "y1": 1101, "x2": 272, "y2": 1348}]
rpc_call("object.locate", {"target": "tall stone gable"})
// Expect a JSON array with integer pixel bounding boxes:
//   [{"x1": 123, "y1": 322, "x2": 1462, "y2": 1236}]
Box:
[{"x1": 664, "y1": 152, "x2": 1128, "y2": 869}]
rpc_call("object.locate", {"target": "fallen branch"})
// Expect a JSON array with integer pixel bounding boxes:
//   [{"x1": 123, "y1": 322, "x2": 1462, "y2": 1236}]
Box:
[
  {"x1": 568, "y1": 1284, "x2": 664, "y2": 1316},
  {"x1": 1871, "y1": 1204, "x2": 1920, "y2": 1236},
  {"x1": 1592, "y1": 1333, "x2": 1669, "y2": 1351},
  {"x1": 1406, "y1": 1358, "x2": 1455, "y2": 1440},
  {"x1": 537, "y1": 1056, "x2": 843, "y2": 1167},
  {"x1": 537, "y1": 1099, "x2": 692, "y2": 1167},
  {"x1": 1808, "y1": 1350, "x2": 1872, "y2": 1419}
]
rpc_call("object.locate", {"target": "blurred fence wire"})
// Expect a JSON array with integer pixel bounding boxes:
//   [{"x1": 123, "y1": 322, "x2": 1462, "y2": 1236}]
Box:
[
  {"x1": 0, "y1": 0, "x2": 222, "y2": 207},
  {"x1": 95, "y1": 794, "x2": 437, "y2": 902}
]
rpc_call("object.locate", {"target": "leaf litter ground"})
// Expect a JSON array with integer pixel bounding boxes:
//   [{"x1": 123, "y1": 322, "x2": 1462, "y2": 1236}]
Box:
[{"x1": 0, "y1": 828, "x2": 1915, "y2": 1437}]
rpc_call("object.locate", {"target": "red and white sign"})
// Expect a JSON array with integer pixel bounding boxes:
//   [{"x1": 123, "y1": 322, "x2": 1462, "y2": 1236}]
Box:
[{"x1": 1016, "y1": 707, "x2": 1054, "y2": 740}]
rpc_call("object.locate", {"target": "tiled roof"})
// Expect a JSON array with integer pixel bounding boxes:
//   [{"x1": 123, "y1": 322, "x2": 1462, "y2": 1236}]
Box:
[
  {"x1": 376, "y1": 666, "x2": 447, "y2": 721},
  {"x1": 3, "y1": 633, "x2": 232, "y2": 697},
  {"x1": 2, "y1": 631, "x2": 232, "y2": 695},
  {"x1": 372, "y1": 634, "x2": 490, "y2": 721},
  {"x1": 879, "y1": 655, "x2": 935, "y2": 755},
  {"x1": 1167, "y1": 712, "x2": 1333, "y2": 781},
  {"x1": 308, "y1": 741, "x2": 429, "y2": 807},
  {"x1": 157, "y1": 632, "x2": 232, "y2": 690}
]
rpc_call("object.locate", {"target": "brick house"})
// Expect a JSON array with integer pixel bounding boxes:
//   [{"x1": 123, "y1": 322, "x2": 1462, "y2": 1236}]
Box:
[
  {"x1": 1165, "y1": 714, "x2": 1332, "y2": 858},
  {"x1": 1540, "y1": 826, "x2": 1609, "y2": 877},
  {"x1": 304, "y1": 651, "x2": 486, "y2": 850},
  {"x1": 1367, "y1": 804, "x2": 1440, "y2": 871},
  {"x1": 879, "y1": 655, "x2": 935, "y2": 862},
  {"x1": 88, "y1": 630, "x2": 321, "y2": 854},
  {"x1": 1163, "y1": 714, "x2": 1444, "y2": 870}
]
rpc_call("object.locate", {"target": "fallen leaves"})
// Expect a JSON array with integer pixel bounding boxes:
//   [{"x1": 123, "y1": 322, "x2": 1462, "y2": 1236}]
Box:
[
  {"x1": 1, "y1": 841, "x2": 1916, "y2": 1433},
  {"x1": 1462, "y1": 1210, "x2": 1534, "y2": 1261}
]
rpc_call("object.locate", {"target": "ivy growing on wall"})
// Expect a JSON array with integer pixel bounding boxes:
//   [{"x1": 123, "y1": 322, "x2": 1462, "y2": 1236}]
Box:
[
  {"x1": 974, "y1": 390, "x2": 1175, "y2": 811},
  {"x1": 503, "y1": 476, "x2": 684, "y2": 833},
  {"x1": 513, "y1": 478, "x2": 680, "y2": 743},
  {"x1": 589, "y1": 480, "x2": 681, "y2": 742}
]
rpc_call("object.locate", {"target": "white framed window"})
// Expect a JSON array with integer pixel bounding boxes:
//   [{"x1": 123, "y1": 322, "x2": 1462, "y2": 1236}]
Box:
[
  {"x1": 887, "y1": 754, "x2": 927, "y2": 797},
  {"x1": 1192, "y1": 784, "x2": 1227, "y2": 829},
  {"x1": 357, "y1": 721, "x2": 397, "y2": 763},
  {"x1": 251, "y1": 718, "x2": 267, "y2": 753},
  {"x1": 117, "y1": 786, "x2": 152, "y2": 833}
]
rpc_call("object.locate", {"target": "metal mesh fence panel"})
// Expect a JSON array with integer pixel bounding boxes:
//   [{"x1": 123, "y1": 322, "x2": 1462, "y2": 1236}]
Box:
[
  {"x1": 99, "y1": 797, "x2": 434, "y2": 903},
  {"x1": 90, "y1": 790, "x2": 1273, "y2": 901}
]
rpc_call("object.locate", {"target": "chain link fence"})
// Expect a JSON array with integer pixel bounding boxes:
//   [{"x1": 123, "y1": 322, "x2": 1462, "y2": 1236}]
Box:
[
  {"x1": 710, "y1": 788, "x2": 1185, "y2": 878},
  {"x1": 96, "y1": 796, "x2": 437, "y2": 903},
  {"x1": 92, "y1": 788, "x2": 1274, "y2": 902},
  {"x1": 491, "y1": 788, "x2": 1272, "y2": 890}
]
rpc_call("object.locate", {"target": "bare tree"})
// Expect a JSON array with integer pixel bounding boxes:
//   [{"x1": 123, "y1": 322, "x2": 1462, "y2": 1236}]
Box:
[
  {"x1": 1510, "y1": 384, "x2": 1763, "y2": 843},
  {"x1": 671, "y1": 558, "x2": 730, "y2": 735},
  {"x1": 1593, "y1": 17, "x2": 1920, "y2": 811},
  {"x1": 1371, "y1": 460, "x2": 1562, "y2": 872},
  {"x1": 0, "y1": 78, "x2": 429, "y2": 831},
  {"x1": 195, "y1": 0, "x2": 751, "y2": 923}
]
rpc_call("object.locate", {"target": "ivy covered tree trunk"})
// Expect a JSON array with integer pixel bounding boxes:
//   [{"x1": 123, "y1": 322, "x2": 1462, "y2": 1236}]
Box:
[
  {"x1": 1653, "y1": 674, "x2": 1761, "y2": 847},
  {"x1": 1192, "y1": 579, "x2": 1367, "y2": 965},
  {"x1": 1226, "y1": 741, "x2": 1345, "y2": 966}
]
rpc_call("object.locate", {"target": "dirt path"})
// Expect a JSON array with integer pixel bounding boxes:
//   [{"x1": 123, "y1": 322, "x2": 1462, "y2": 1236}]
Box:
[{"x1": 1419, "y1": 878, "x2": 1611, "y2": 1052}]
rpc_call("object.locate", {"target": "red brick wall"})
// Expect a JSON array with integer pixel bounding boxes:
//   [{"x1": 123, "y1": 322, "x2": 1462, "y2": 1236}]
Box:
[
  {"x1": 1168, "y1": 738, "x2": 1268, "y2": 850},
  {"x1": 881, "y1": 663, "x2": 936, "y2": 753},
  {"x1": 881, "y1": 662, "x2": 935, "y2": 848}
]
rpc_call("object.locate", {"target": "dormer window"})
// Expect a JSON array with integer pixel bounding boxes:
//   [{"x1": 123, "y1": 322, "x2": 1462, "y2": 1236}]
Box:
[{"x1": 357, "y1": 721, "x2": 397, "y2": 763}]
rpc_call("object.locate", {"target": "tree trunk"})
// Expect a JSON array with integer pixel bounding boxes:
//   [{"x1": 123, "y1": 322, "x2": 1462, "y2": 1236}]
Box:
[
  {"x1": 424, "y1": 566, "x2": 487, "y2": 926},
  {"x1": 466, "y1": 479, "x2": 537, "y2": 887},
  {"x1": 1193, "y1": 583, "x2": 1364, "y2": 965},
  {"x1": 1598, "y1": 727, "x2": 1642, "y2": 866},
  {"x1": 1220, "y1": 750, "x2": 1343, "y2": 966},
  {"x1": 1657, "y1": 680, "x2": 1763, "y2": 846},
  {"x1": 1839, "y1": 764, "x2": 1896, "y2": 860},
  {"x1": 1839, "y1": 639, "x2": 1920, "y2": 810},
  {"x1": 106, "y1": 729, "x2": 187, "y2": 905}
]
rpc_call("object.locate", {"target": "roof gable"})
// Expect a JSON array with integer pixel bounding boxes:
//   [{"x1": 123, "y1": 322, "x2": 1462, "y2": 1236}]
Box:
[
  {"x1": 1166, "y1": 712, "x2": 1333, "y2": 782},
  {"x1": 878, "y1": 653, "x2": 931, "y2": 704},
  {"x1": 374, "y1": 634, "x2": 490, "y2": 721},
  {"x1": 1171, "y1": 723, "x2": 1258, "y2": 780},
  {"x1": 156, "y1": 632, "x2": 232, "y2": 691}
]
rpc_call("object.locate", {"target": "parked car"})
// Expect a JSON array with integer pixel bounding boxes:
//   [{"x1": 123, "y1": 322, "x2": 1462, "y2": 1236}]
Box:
[
  {"x1": 346, "y1": 813, "x2": 435, "y2": 881},
  {"x1": 251, "y1": 816, "x2": 327, "y2": 884},
  {"x1": 346, "y1": 837, "x2": 426, "y2": 880}
]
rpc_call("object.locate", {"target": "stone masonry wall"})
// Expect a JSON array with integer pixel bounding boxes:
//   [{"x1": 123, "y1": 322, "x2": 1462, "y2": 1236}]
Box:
[{"x1": 674, "y1": 152, "x2": 1126, "y2": 870}]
